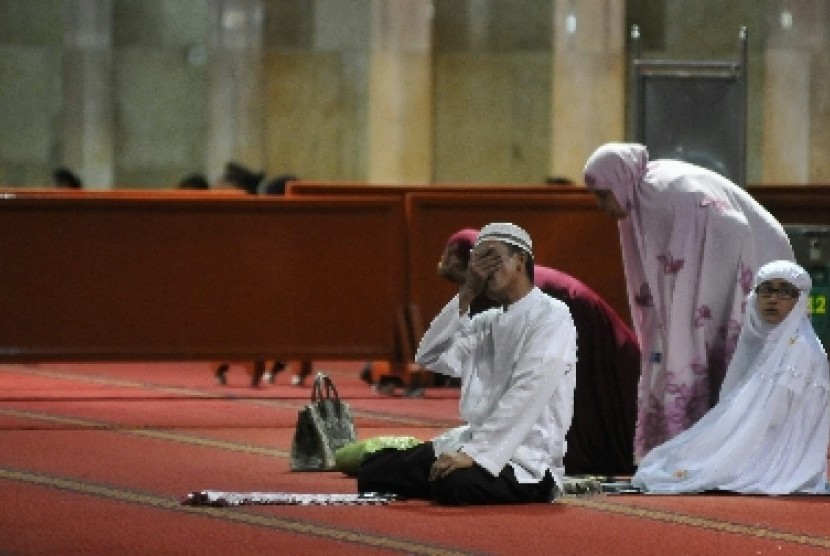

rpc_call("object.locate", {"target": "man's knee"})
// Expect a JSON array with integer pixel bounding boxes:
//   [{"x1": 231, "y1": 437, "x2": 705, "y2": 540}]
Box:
[
  {"x1": 430, "y1": 470, "x2": 483, "y2": 505},
  {"x1": 356, "y1": 449, "x2": 397, "y2": 490}
]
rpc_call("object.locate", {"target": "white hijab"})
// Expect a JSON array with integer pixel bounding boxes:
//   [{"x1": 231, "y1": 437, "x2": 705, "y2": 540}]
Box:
[{"x1": 719, "y1": 260, "x2": 817, "y2": 398}]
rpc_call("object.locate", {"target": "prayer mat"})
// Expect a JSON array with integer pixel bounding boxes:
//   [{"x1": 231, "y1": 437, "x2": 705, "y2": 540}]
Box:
[
  {"x1": 563, "y1": 476, "x2": 642, "y2": 495},
  {"x1": 182, "y1": 490, "x2": 395, "y2": 507},
  {"x1": 561, "y1": 476, "x2": 604, "y2": 497}
]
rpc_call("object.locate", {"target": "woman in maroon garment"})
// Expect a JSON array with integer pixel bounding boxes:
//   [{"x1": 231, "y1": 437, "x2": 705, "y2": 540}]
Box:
[
  {"x1": 532, "y1": 265, "x2": 640, "y2": 475},
  {"x1": 438, "y1": 229, "x2": 641, "y2": 475}
]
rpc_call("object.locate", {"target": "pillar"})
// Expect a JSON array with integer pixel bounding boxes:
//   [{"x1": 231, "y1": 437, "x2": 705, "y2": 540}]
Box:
[
  {"x1": 762, "y1": 0, "x2": 828, "y2": 183},
  {"x1": 550, "y1": 0, "x2": 625, "y2": 183},
  {"x1": 367, "y1": 0, "x2": 434, "y2": 183},
  {"x1": 62, "y1": 0, "x2": 114, "y2": 190},
  {"x1": 208, "y1": 0, "x2": 265, "y2": 182}
]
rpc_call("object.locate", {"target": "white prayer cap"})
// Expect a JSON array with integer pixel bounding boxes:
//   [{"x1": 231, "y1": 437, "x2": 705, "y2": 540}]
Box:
[{"x1": 476, "y1": 222, "x2": 533, "y2": 255}]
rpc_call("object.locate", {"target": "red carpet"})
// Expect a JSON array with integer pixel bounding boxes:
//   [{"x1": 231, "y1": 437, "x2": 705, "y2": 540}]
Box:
[{"x1": 2, "y1": 361, "x2": 830, "y2": 555}]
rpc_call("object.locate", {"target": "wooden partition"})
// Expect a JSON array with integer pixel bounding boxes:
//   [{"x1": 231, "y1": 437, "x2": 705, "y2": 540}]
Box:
[
  {"x1": 405, "y1": 192, "x2": 629, "y2": 325},
  {"x1": 748, "y1": 185, "x2": 830, "y2": 225},
  {"x1": 0, "y1": 192, "x2": 407, "y2": 362},
  {"x1": 286, "y1": 181, "x2": 583, "y2": 197},
  {"x1": 4, "y1": 184, "x2": 823, "y2": 364},
  {"x1": 287, "y1": 182, "x2": 630, "y2": 325}
]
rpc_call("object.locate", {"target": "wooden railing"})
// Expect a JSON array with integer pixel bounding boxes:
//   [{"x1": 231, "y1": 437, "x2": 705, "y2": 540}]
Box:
[
  {"x1": 0, "y1": 183, "x2": 826, "y2": 363},
  {"x1": 0, "y1": 191, "x2": 407, "y2": 362}
]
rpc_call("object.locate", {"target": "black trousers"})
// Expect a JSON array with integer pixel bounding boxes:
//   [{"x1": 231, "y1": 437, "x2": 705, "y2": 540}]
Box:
[{"x1": 356, "y1": 442, "x2": 555, "y2": 506}]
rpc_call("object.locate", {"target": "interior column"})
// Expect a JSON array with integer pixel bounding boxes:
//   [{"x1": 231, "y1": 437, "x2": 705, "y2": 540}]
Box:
[
  {"x1": 762, "y1": 0, "x2": 827, "y2": 183},
  {"x1": 367, "y1": 0, "x2": 434, "y2": 184},
  {"x1": 62, "y1": 0, "x2": 114, "y2": 189},
  {"x1": 550, "y1": 0, "x2": 625, "y2": 184},
  {"x1": 208, "y1": 0, "x2": 265, "y2": 182}
]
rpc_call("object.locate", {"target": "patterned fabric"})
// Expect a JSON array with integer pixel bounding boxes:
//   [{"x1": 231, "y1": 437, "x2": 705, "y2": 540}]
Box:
[
  {"x1": 584, "y1": 143, "x2": 794, "y2": 460},
  {"x1": 183, "y1": 491, "x2": 393, "y2": 506},
  {"x1": 632, "y1": 260, "x2": 830, "y2": 494}
]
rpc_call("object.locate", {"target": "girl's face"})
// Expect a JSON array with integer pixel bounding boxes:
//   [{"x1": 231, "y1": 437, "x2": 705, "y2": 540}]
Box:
[{"x1": 755, "y1": 278, "x2": 801, "y2": 325}]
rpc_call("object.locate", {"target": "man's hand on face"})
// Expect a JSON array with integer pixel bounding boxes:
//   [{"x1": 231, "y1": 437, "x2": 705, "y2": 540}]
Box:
[
  {"x1": 428, "y1": 451, "x2": 475, "y2": 481},
  {"x1": 462, "y1": 244, "x2": 503, "y2": 297}
]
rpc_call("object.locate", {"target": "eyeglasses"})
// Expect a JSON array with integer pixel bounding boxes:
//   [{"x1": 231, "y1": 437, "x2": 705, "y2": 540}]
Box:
[{"x1": 754, "y1": 283, "x2": 801, "y2": 299}]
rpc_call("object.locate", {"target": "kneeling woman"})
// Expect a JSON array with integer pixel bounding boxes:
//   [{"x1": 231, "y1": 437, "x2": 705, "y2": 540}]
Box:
[{"x1": 632, "y1": 260, "x2": 830, "y2": 495}]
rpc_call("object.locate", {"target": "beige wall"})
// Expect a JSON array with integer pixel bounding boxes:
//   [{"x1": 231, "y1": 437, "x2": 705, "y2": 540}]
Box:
[
  {"x1": 264, "y1": 50, "x2": 369, "y2": 181},
  {"x1": 0, "y1": 0, "x2": 828, "y2": 188}
]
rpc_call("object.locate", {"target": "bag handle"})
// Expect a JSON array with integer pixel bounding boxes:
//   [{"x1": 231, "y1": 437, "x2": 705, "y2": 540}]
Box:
[{"x1": 310, "y1": 372, "x2": 340, "y2": 402}]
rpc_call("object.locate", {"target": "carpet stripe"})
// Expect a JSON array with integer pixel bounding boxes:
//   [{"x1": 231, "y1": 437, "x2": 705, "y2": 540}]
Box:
[
  {"x1": 1, "y1": 364, "x2": 458, "y2": 427},
  {"x1": 561, "y1": 496, "x2": 830, "y2": 549},
  {"x1": 0, "y1": 467, "x2": 476, "y2": 556},
  {"x1": 0, "y1": 407, "x2": 289, "y2": 457}
]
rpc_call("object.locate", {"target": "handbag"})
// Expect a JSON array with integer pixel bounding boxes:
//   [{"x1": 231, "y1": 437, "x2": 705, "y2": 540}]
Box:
[{"x1": 289, "y1": 372, "x2": 357, "y2": 471}]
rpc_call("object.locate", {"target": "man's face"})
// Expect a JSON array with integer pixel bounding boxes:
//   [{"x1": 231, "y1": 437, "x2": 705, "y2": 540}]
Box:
[
  {"x1": 437, "y1": 243, "x2": 468, "y2": 284},
  {"x1": 473, "y1": 240, "x2": 525, "y2": 302}
]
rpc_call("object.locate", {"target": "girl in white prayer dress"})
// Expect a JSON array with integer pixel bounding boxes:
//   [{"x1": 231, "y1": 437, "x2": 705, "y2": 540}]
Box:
[{"x1": 632, "y1": 260, "x2": 830, "y2": 495}]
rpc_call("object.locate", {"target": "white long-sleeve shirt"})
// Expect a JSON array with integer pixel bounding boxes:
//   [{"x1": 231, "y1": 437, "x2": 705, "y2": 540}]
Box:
[{"x1": 415, "y1": 287, "x2": 577, "y2": 488}]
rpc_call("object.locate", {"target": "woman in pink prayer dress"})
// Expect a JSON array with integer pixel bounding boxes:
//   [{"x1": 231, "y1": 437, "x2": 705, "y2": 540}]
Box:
[{"x1": 583, "y1": 143, "x2": 794, "y2": 462}]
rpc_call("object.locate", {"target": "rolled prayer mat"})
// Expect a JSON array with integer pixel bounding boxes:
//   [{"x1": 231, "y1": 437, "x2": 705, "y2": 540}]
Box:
[{"x1": 182, "y1": 490, "x2": 395, "y2": 506}]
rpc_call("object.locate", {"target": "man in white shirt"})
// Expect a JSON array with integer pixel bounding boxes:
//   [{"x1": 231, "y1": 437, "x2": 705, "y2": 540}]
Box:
[{"x1": 356, "y1": 223, "x2": 577, "y2": 505}]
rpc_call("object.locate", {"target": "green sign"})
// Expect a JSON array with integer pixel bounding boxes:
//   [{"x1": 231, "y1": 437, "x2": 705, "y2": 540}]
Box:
[{"x1": 808, "y1": 287, "x2": 829, "y2": 341}]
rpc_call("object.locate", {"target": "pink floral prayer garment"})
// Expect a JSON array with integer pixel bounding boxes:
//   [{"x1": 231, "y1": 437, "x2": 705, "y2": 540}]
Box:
[{"x1": 583, "y1": 143, "x2": 794, "y2": 461}]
